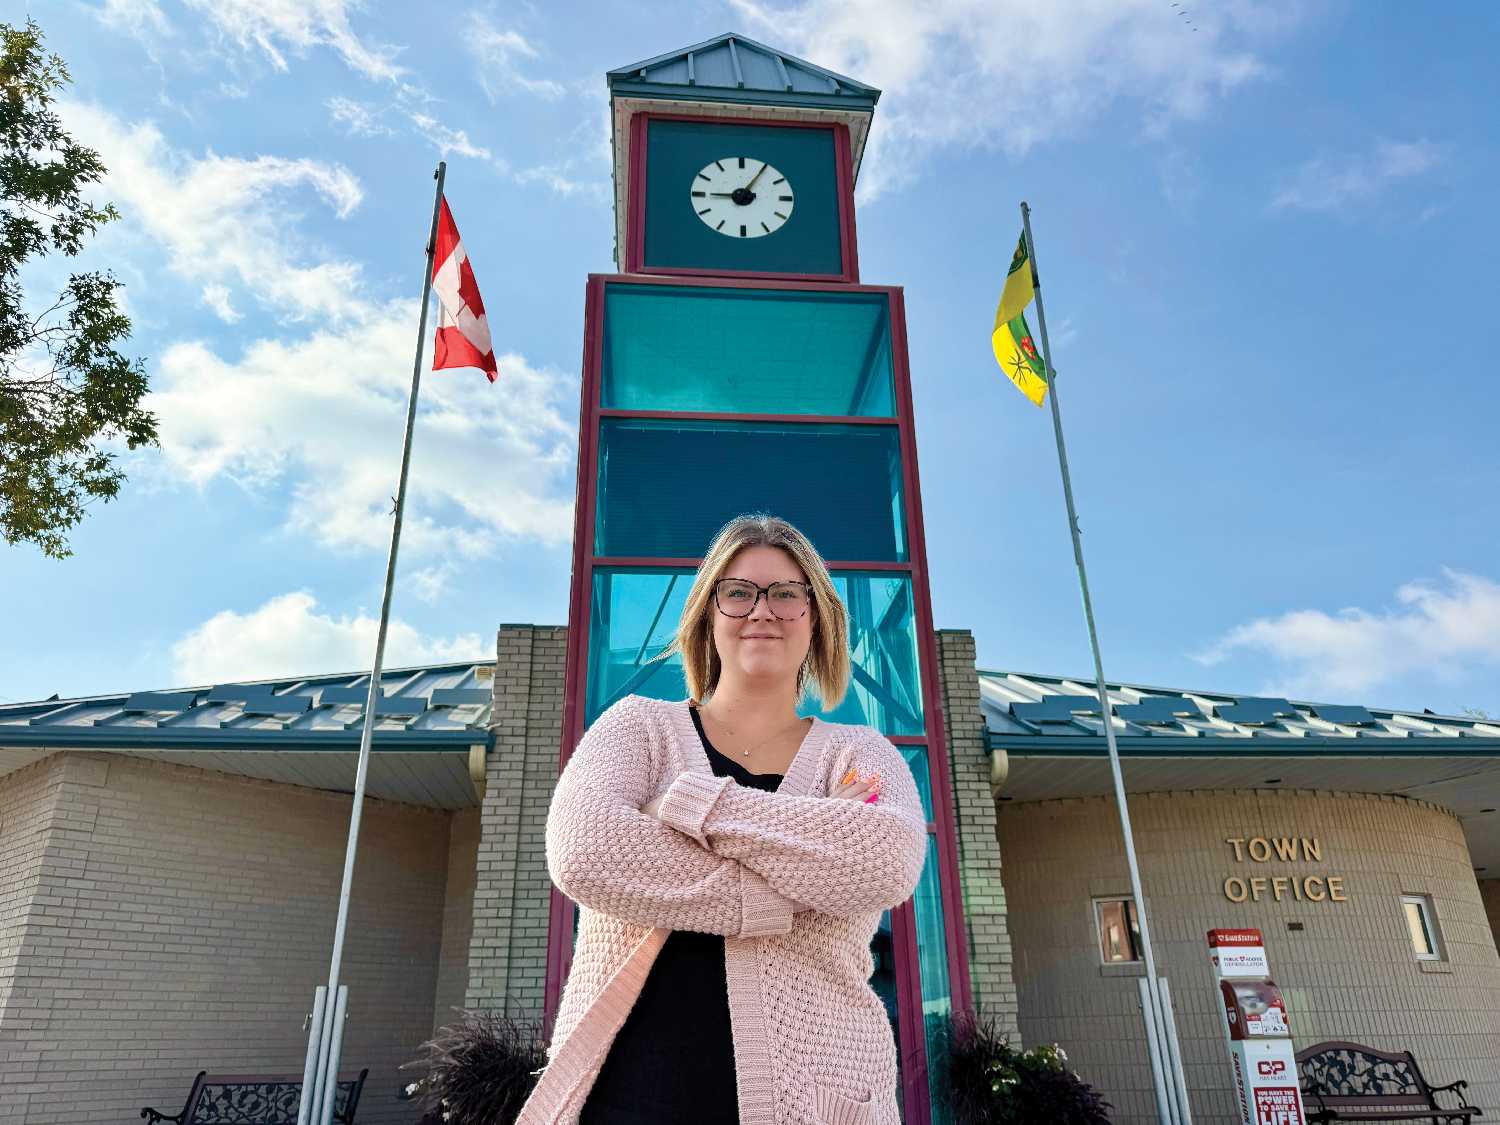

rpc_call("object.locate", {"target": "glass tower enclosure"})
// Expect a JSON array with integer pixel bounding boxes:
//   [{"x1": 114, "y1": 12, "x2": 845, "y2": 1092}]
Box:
[{"x1": 556, "y1": 267, "x2": 968, "y2": 1125}]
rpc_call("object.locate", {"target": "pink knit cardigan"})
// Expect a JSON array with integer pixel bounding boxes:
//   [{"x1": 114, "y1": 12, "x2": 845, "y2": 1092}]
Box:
[{"x1": 516, "y1": 694, "x2": 929, "y2": 1125}]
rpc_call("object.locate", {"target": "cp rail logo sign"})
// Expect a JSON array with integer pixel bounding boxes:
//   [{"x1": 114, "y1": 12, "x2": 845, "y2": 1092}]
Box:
[{"x1": 1257, "y1": 1058, "x2": 1288, "y2": 1078}]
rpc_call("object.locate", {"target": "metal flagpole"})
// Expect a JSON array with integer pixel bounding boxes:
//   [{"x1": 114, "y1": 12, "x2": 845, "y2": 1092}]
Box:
[
  {"x1": 297, "y1": 160, "x2": 448, "y2": 1125},
  {"x1": 1020, "y1": 201, "x2": 1190, "y2": 1124}
]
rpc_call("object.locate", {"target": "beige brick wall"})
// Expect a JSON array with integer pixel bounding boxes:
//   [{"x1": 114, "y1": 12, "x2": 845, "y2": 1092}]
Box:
[
  {"x1": 467, "y1": 624, "x2": 567, "y2": 1024},
  {"x1": 0, "y1": 751, "x2": 452, "y2": 1125},
  {"x1": 1482, "y1": 878, "x2": 1500, "y2": 954},
  {"x1": 997, "y1": 789, "x2": 1500, "y2": 1124},
  {"x1": 0, "y1": 755, "x2": 63, "y2": 1122},
  {"x1": 0, "y1": 757, "x2": 58, "y2": 1006},
  {"x1": 434, "y1": 806, "x2": 480, "y2": 1033},
  {"x1": 934, "y1": 630, "x2": 1018, "y2": 1041}
]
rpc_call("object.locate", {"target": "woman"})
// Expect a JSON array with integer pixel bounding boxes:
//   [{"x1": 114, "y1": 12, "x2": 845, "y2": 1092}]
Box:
[{"x1": 518, "y1": 513, "x2": 927, "y2": 1125}]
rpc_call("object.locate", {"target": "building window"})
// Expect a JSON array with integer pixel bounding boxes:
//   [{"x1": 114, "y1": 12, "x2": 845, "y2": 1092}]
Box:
[
  {"x1": 1095, "y1": 898, "x2": 1142, "y2": 963},
  {"x1": 1401, "y1": 894, "x2": 1442, "y2": 960}
]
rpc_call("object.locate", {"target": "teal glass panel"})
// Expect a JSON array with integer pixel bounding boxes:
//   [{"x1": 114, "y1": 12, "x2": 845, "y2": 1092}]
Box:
[
  {"x1": 818, "y1": 573, "x2": 924, "y2": 736},
  {"x1": 602, "y1": 285, "x2": 894, "y2": 417},
  {"x1": 644, "y1": 119, "x2": 843, "y2": 275},
  {"x1": 897, "y1": 745, "x2": 934, "y2": 824},
  {"x1": 594, "y1": 418, "x2": 907, "y2": 562},
  {"x1": 585, "y1": 569, "x2": 923, "y2": 735},
  {"x1": 585, "y1": 567, "x2": 693, "y2": 724},
  {"x1": 914, "y1": 826, "x2": 953, "y2": 1124},
  {"x1": 894, "y1": 744, "x2": 952, "y2": 1121}
]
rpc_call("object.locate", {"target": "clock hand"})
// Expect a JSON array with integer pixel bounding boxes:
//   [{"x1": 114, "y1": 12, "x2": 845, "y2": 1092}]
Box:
[{"x1": 744, "y1": 160, "x2": 769, "y2": 191}]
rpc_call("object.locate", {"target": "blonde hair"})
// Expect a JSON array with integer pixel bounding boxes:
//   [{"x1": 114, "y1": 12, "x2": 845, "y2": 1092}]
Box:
[{"x1": 655, "y1": 513, "x2": 850, "y2": 708}]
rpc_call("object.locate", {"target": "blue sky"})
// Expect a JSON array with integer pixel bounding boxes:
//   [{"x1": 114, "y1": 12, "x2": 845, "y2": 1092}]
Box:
[{"x1": 4, "y1": 0, "x2": 1497, "y2": 715}]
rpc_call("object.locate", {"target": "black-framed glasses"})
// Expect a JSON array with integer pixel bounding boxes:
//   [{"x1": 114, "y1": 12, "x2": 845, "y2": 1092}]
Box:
[{"x1": 713, "y1": 578, "x2": 813, "y2": 620}]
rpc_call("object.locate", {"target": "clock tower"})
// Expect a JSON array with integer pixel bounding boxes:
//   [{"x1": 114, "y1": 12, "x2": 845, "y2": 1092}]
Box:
[{"x1": 554, "y1": 34, "x2": 970, "y2": 1124}]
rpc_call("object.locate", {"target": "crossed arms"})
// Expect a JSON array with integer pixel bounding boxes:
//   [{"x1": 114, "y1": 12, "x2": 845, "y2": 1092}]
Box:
[{"x1": 544, "y1": 696, "x2": 927, "y2": 938}]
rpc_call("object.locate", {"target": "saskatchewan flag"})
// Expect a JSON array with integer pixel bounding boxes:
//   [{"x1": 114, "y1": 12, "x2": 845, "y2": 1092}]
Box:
[{"x1": 992, "y1": 233, "x2": 1048, "y2": 406}]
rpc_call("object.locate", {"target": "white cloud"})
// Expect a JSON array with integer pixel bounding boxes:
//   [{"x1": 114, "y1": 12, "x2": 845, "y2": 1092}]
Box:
[
  {"x1": 410, "y1": 562, "x2": 458, "y2": 604},
  {"x1": 512, "y1": 163, "x2": 608, "y2": 200},
  {"x1": 64, "y1": 102, "x2": 364, "y2": 321},
  {"x1": 1195, "y1": 569, "x2": 1500, "y2": 699},
  {"x1": 729, "y1": 0, "x2": 1294, "y2": 200},
  {"x1": 184, "y1": 0, "x2": 403, "y2": 82},
  {"x1": 66, "y1": 101, "x2": 576, "y2": 561},
  {"x1": 406, "y1": 112, "x2": 494, "y2": 162},
  {"x1": 466, "y1": 16, "x2": 567, "y2": 101},
  {"x1": 147, "y1": 303, "x2": 578, "y2": 555},
  {"x1": 200, "y1": 283, "x2": 242, "y2": 322},
  {"x1": 328, "y1": 95, "x2": 392, "y2": 137},
  {"x1": 1271, "y1": 138, "x2": 1440, "y2": 212},
  {"x1": 171, "y1": 591, "x2": 486, "y2": 684},
  {"x1": 96, "y1": 0, "x2": 172, "y2": 40}
]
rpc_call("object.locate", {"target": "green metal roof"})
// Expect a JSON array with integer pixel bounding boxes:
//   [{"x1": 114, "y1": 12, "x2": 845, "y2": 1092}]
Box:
[
  {"x1": 608, "y1": 32, "x2": 880, "y2": 112},
  {"x1": 0, "y1": 661, "x2": 494, "y2": 752},
  {"x1": 980, "y1": 669, "x2": 1500, "y2": 755}
]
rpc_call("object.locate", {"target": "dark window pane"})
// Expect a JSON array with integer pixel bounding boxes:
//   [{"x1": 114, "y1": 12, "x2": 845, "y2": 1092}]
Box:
[{"x1": 594, "y1": 417, "x2": 907, "y2": 562}]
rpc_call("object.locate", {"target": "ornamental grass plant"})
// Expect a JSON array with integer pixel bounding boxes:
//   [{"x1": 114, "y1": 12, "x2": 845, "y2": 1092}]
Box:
[
  {"x1": 399, "y1": 1010, "x2": 546, "y2": 1125},
  {"x1": 941, "y1": 1009, "x2": 1112, "y2": 1124}
]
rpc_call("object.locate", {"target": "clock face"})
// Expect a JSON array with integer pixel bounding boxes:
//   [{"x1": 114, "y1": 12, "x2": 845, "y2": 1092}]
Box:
[{"x1": 690, "y1": 156, "x2": 795, "y2": 238}]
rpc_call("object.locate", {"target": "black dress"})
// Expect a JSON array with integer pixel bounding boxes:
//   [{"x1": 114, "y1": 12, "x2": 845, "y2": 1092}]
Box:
[{"x1": 578, "y1": 705, "x2": 785, "y2": 1125}]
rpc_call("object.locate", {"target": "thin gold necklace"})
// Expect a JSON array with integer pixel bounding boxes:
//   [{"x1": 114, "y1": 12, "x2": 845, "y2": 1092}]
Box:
[{"x1": 695, "y1": 703, "x2": 807, "y2": 758}]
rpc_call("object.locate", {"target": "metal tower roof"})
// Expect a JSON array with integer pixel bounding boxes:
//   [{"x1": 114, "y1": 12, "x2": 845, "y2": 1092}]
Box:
[{"x1": 608, "y1": 32, "x2": 880, "y2": 111}]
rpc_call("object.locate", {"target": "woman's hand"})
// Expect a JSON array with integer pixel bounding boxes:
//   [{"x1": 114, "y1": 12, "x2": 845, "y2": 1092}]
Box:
[{"x1": 830, "y1": 767, "x2": 882, "y2": 803}]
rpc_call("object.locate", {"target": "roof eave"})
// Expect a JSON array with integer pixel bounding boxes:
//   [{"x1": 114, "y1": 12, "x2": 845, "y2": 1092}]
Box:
[
  {"x1": 608, "y1": 82, "x2": 877, "y2": 113},
  {"x1": 0, "y1": 728, "x2": 491, "y2": 752},
  {"x1": 988, "y1": 733, "x2": 1500, "y2": 757}
]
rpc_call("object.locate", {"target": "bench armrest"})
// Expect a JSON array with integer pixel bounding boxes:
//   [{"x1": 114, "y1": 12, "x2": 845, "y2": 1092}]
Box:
[
  {"x1": 1430, "y1": 1079, "x2": 1468, "y2": 1093},
  {"x1": 140, "y1": 1109, "x2": 184, "y2": 1125}
]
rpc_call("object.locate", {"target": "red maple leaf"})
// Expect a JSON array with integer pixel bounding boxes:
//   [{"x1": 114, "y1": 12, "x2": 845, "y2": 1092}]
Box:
[{"x1": 458, "y1": 257, "x2": 485, "y2": 316}]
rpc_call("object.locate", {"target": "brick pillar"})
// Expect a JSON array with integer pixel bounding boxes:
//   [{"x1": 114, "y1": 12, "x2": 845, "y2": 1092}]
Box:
[
  {"x1": 934, "y1": 628, "x2": 1019, "y2": 1041},
  {"x1": 466, "y1": 624, "x2": 567, "y2": 1019}
]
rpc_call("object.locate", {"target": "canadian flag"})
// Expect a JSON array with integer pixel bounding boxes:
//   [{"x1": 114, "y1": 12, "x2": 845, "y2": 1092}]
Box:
[{"x1": 430, "y1": 197, "x2": 497, "y2": 382}]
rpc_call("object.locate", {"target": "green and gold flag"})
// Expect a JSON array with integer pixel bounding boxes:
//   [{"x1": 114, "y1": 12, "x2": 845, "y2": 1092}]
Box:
[{"x1": 992, "y1": 233, "x2": 1048, "y2": 407}]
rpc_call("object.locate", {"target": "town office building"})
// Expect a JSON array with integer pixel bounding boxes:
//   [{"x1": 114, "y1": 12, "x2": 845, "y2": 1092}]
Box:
[{"x1": 4, "y1": 33, "x2": 1500, "y2": 1125}]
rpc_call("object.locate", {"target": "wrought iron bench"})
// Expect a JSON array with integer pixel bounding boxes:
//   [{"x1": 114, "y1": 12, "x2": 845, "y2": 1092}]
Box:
[
  {"x1": 1297, "y1": 1041, "x2": 1481, "y2": 1123},
  {"x1": 140, "y1": 1069, "x2": 369, "y2": 1125}
]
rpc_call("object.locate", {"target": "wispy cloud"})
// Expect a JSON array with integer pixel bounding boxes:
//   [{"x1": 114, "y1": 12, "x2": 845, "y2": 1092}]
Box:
[
  {"x1": 95, "y1": 0, "x2": 172, "y2": 41},
  {"x1": 327, "y1": 95, "x2": 393, "y2": 137},
  {"x1": 410, "y1": 562, "x2": 458, "y2": 604},
  {"x1": 1195, "y1": 569, "x2": 1500, "y2": 700},
  {"x1": 729, "y1": 0, "x2": 1296, "y2": 201},
  {"x1": 406, "y1": 111, "x2": 494, "y2": 162},
  {"x1": 65, "y1": 102, "x2": 364, "y2": 321},
  {"x1": 183, "y1": 0, "x2": 404, "y2": 82},
  {"x1": 1271, "y1": 138, "x2": 1441, "y2": 212},
  {"x1": 200, "y1": 282, "x2": 242, "y2": 323},
  {"x1": 466, "y1": 15, "x2": 567, "y2": 101},
  {"x1": 171, "y1": 591, "x2": 486, "y2": 683}
]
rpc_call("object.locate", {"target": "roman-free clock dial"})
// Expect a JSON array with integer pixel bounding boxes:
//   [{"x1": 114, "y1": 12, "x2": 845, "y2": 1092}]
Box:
[{"x1": 691, "y1": 156, "x2": 795, "y2": 238}]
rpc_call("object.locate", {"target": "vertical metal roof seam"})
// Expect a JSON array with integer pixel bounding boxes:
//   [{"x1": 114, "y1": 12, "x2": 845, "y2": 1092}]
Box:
[
  {"x1": 727, "y1": 37, "x2": 745, "y2": 88},
  {"x1": 773, "y1": 53, "x2": 791, "y2": 91}
]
